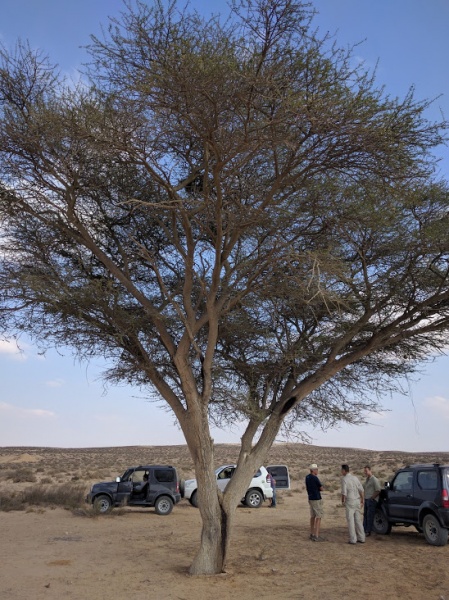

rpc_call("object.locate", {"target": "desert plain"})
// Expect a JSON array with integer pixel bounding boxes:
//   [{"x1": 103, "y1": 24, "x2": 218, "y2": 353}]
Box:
[{"x1": 1, "y1": 443, "x2": 449, "y2": 600}]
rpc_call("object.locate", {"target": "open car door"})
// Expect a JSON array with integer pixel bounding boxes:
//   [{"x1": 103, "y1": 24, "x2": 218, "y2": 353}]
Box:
[{"x1": 266, "y1": 465, "x2": 290, "y2": 489}]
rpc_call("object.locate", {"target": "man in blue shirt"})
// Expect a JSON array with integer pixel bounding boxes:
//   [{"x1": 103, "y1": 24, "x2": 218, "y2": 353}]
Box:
[{"x1": 305, "y1": 463, "x2": 325, "y2": 541}]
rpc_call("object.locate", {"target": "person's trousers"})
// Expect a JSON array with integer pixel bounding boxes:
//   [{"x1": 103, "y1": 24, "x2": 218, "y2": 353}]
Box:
[
  {"x1": 363, "y1": 498, "x2": 377, "y2": 533},
  {"x1": 345, "y1": 500, "x2": 365, "y2": 543}
]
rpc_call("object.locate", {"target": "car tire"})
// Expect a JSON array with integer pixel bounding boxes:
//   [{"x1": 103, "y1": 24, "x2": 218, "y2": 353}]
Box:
[
  {"x1": 190, "y1": 490, "x2": 198, "y2": 508},
  {"x1": 372, "y1": 509, "x2": 391, "y2": 535},
  {"x1": 423, "y1": 514, "x2": 448, "y2": 546},
  {"x1": 154, "y1": 495, "x2": 174, "y2": 516},
  {"x1": 179, "y1": 479, "x2": 185, "y2": 498},
  {"x1": 244, "y1": 488, "x2": 263, "y2": 508},
  {"x1": 93, "y1": 494, "x2": 113, "y2": 514}
]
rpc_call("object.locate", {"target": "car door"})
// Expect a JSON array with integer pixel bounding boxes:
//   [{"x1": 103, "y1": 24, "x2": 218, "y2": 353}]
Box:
[
  {"x1": 216, "y1": 466, "x2": 235, "y2": 492},
  {"x1": 266, "y1": 465, "x2": 290, "y2": 490},
  {"x1": 128, "y1": 468, "x2": 149, "y2": 503},
  {"x1": 414, "y1": 468, "x2": 439, "y2": 518},
  {"x1": 150, "y1": 468, "x2": 176, "y2": 504},
  {"x1": 116, "y1": 468, "x2": 134, "y2": 504},
  {"x1": 387, "y1": 470, "x2": 414, "y2": 521}
]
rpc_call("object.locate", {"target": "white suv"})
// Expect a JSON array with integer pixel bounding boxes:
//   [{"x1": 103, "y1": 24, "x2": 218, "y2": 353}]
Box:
[{"x1": 182, "y1": 464, "x2": 275, "y2": 508}]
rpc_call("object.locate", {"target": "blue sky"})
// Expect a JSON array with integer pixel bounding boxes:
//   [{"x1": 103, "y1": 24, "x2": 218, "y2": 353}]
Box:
[{"x1": 1, "y1": 0, "x2": 449, "y2": 451}]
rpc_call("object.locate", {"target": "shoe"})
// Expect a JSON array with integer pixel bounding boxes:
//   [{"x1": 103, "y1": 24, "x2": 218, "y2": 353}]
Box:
[
  {"x1": 357, "y1": 540, "x2": 365, "y2": 544},
  {"x1": 309, "y1": 534, "x2": 316, "y2": 541},
  {"x1": 365, "y1": 532, "x2": 371, "y2": 537},
  {"x1": 314, "y1": 536, "x2": 326, "y2": 542},
  {"x1": 348, "y1": 541, "x2": 357, "y2": 544}
]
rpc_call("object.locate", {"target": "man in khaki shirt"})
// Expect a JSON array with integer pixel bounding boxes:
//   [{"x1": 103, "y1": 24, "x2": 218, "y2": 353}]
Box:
[{"x1": 341, "y1": 464, "x2": 365, "y2": 544}]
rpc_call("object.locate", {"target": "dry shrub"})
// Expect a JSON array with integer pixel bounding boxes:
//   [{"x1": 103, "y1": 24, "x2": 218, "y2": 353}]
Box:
[
  {"x1": 12, "y1": 468, "x2": 37, "y2": 483},
  {"x1": 0, "y1": 493, "x2": 26, "y2": 512},
  {"x1": 0, "y1": 483, "x2": 86, "y2": 512},
  {"x1": 23, "y1": 483, "x2": 86, "y2": 508}
]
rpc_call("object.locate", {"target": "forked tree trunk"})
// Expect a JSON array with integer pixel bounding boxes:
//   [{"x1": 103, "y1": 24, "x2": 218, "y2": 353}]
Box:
[
  {"x1": 181, "y1": 408, "x2": 237, "y2": 575},
  {"x1": 189, "y1": 499, "x2": 234, "y2": 575},
  {"x1": 182, "y1": 410, "x2": 281, "y2": 575}
]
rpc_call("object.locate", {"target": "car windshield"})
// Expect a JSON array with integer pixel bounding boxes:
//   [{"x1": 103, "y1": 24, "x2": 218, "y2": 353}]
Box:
[{"x1": 121, "y1": 469, "x2": 133, "y2": 481}]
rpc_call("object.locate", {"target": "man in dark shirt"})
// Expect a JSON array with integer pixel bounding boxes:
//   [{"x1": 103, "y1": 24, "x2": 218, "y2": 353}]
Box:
[{"x1": 305, "y1": 463, "x2": 324, "y2": 541}]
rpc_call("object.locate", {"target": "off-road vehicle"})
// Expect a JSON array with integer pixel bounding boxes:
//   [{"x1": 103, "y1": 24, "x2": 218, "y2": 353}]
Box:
[
  {"x1": 86, "y1": 464, "x2": 181, "y2": 515},
  {"x1": 182, "y1": 464, "x2": 290, "y2": 508},
  {"x1": 373, "y1": 463, "x2": 449, "y2": 545}
]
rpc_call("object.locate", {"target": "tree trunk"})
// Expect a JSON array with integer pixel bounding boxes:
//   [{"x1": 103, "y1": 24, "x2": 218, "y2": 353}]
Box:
[
  {"x1": 183, "y1": 412, "x2": 281, "y2": 575},
  {"x1": 189, "y1": 498, "x2": 234, "y2": 575},
  {"x1": 180, "y1": 406, "x2": 231, "y2": 575}
]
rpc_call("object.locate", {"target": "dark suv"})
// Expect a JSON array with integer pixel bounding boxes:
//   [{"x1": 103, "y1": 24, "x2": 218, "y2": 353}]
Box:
[
  {"x1": 373, "y1": 463, "x2": 449, "y2": 545},
  {"x1": 86, "y1": 465, "x2": 181, "y2": 515}
]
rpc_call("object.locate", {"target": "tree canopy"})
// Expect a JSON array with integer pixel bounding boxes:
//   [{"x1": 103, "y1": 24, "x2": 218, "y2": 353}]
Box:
[{"x1": 1, "y1": 0, "x2": 448, "y2": 574}]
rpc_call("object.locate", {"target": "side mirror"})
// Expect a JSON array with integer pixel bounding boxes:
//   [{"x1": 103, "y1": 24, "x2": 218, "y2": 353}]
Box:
[
  {"x1": 384, "y1": 481, "x2": 390, "y2": 489},
  {"x1": 115, "y1": 477, "x2": 121, "y2": 483}
]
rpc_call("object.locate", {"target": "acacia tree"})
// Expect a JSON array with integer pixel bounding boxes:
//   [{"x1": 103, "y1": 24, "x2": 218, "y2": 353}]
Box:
[{"x1": 1, "y1": 0, "x2": 449, "y2": 574}]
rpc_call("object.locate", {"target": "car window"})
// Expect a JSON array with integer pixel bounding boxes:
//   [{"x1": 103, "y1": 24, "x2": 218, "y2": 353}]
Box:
[
  {"x1": 131, "y1": 470, "x2": 146, "y2": 482},
  {"x1": 218, "y1": 467, "x2": 234, "y2": 480},
  {"x1": 154, "y1": 469, "x2": 175, "y2": 483},
  {"x1": 444, "y1": 469, "x2": 449, "y2": 489},
  {"x1": 392, "y1": 471, "x2": 413, "y2": 491},
  {"x1": 417, "y1": 470, "x2": 438, "y2": 490}
]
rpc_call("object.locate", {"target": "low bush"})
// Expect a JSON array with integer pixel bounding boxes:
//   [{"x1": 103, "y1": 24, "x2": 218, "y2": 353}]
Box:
[
  {"x1": 12, "y1": 468, "x2": 37, "y2": 483},
  {"x1": 0, "y1": 493, "x2": 26, "y2": 512},
  {"x1": 0, "y1": 483, "x2": 87, "y2": 512}
]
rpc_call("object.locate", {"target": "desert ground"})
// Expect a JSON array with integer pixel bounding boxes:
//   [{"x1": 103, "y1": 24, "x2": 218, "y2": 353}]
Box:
[{"x1": 1, "y1": 443, "x2": 449, "y2": 600}]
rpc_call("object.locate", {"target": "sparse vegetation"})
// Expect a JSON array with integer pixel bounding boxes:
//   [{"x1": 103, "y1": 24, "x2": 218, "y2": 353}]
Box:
[
  {"x1": 0, "y1": 483, "x2": 86, "y2": 512},
  {"x1": 1, "y1": 444, "x2": 448, "y2": 514}
]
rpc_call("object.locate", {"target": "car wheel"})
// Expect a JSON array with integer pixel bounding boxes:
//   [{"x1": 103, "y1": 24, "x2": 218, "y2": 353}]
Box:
[
  {"x1": 179, "y1": 479, "x2": 185, "y2": 498},
  {"x1": 244, "y1": 488, "x2": 263, "y2": 508},
  {"x1": 190, "y1": 490, "x2": 198, "y2": 508},
  {"x1": 423, "y1": 514, "x2": 448, "y2": 546},
  {"x1": 372, "y1": 509, "x2": 391, "y2": 535},
  {"x1": 93, "y1": 494, "x2": 113, "y2": 514},
  {"x1": 155, "y1": 495, "x2": 174, "y2": 515}
]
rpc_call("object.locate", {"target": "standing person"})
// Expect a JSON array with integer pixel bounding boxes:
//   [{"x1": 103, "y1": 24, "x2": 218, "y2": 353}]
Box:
[
  {"x1": 341, "y1": 464, "x2": 365, "y2": 545},
  {"x1": 305, "y1": 463, "x2": 325, "y2": 541},
  {"x1": 363, "y1": 465, "x2": 381, "y2": 536},
  {"x1": 267, "y1": 472, "x2": 277, "y2": 508}
]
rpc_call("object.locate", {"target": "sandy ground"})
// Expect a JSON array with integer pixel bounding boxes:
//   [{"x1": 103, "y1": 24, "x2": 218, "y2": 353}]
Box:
[{"x1": 2, "y1": 485, "x2": 449, "y2": 600}]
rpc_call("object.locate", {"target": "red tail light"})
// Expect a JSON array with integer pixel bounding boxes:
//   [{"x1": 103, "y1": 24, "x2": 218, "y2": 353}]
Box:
[
  {"x1": 442, "y1": 489, "x2": 449, "y2": 509},
  {"x1": 176, "y1": 481, "x2": 180, "y2": 493}
]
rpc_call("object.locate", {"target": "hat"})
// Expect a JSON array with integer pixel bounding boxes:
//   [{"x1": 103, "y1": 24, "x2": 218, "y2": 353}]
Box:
[{"x1": 309, "y1": 463, "x2": 318, "y2": 470}]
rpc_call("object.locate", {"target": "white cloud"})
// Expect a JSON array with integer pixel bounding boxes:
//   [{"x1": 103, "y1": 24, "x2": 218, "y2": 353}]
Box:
[
  {"x1": 45, "y1": 379, "x2": 65, "y2": 388},
  {"x1": 0, "y1": 402, "x2": 55, "y2": 419},
  {"x1": 423, "y1": 395, "x2": 449, "y2": 420}
]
